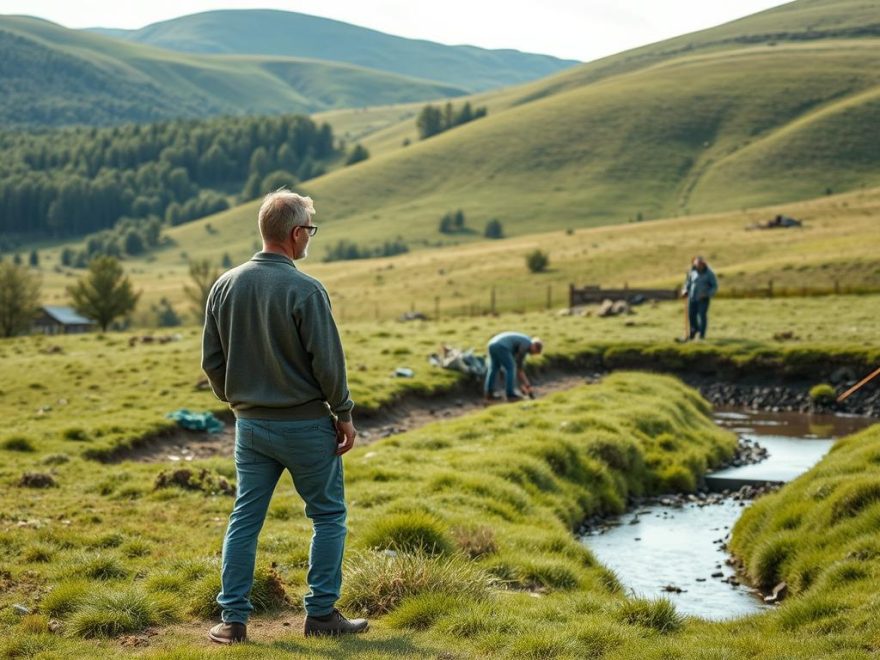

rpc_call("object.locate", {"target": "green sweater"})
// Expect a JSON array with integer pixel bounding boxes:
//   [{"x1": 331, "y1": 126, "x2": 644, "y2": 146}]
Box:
[{"x1": 201, "y1": 252, "x2": 353, "y2": 422}]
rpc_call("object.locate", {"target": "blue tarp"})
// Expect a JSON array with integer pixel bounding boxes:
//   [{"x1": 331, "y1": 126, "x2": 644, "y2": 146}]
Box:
[{"x1": 166, "y1": 409, "x2": 225, "y2": 434}]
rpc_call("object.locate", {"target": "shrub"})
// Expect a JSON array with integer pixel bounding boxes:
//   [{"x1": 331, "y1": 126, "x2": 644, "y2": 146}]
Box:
[
  {"x1": 809, "y1": 383, "x2": 836, "y2": 405},
  {"x1": 484, "y1": 219, "x2": 504, "y2": 239},
  {"x1": 526, "y1": 249, "x2": 549, "y2": 273},
  {"x1": 615, "y1": 597, "x2": 682, "y2": 633},
  {"x1": 360, "y1": 511, "x2": 454, "y2": 555},
  {"x1": 2, "y1": 436, "x2": 35, "y2": 452},
  {"x1": 657, "y1": 464, "x2": 697, "y2": 493},
  {"x1": 339, "y1": 550, "x2": 492, "y2": 615}
]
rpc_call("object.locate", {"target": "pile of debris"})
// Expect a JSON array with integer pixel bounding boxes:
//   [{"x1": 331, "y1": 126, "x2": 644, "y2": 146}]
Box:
[
  {"x1": 748, "y1": 214, "x2": 802, "y2": 230},
  {"x1": 429, "y1": 345, "x2": 487, "y2": 377}
]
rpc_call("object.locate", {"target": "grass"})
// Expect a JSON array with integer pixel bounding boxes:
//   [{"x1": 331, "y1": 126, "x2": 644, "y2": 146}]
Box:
[
  {"x1": 28, "y1": 183, "x2": 880, "y2": 325},
  {"x1": 1, "y1": 295, "x2": 878, "y2": 458},
  {"x1": 0, "y1": 363, "x2": 877, "y2": 655}
]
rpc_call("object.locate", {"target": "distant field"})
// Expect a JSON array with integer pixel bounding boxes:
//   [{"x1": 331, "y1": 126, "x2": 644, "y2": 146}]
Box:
[
  {"x1": 2, "y1": 316, "x2": 880, "y2": 656},
  {"x1": 26, "y1": 186, "x2": 880, "y2": 325},
  {"x1": 3, "y1": 294, "x2": 878, "y2": 460}
]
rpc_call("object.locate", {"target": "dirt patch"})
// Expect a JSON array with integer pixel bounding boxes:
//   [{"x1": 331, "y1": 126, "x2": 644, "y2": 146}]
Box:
[
  {"x1": 142, "y1": 614, "x2": 307, "y2": 650},
  {"x1": 119, "y1": 370, "x2": 599, "y2": 463}
]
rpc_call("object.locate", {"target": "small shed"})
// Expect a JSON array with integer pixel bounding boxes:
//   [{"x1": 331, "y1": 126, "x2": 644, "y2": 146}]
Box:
[{"x1": 33, "y1": 306, "x2": 96, "y2": 335}]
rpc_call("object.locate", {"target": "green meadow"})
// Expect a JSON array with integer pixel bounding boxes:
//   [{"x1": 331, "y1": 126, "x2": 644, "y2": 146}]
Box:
[
  {"x1": 3, "y1": 341, "x2": 880, "y2": 656},
  {"x1": 28, "y1": 184, "x2": 880, "y2": 325}
]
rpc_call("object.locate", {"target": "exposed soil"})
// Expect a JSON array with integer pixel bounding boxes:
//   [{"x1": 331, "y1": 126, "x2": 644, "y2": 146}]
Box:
[
  {"x1": 121, "y1": 370, "x2": 598, "y2": 463},
  {"x1": 110, "y1": 357, "x2": 878, "y2": 464}
]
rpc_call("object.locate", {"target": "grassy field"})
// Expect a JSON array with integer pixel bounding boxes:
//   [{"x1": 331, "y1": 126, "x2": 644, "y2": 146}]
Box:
[
  {"x1": 2, "y1": 364, "x2": 879, "y2": 657},
  {"x1": 3, "y1": 294, "x2": 879, "y2": 459},
  {"x1": 2, "y1": 293, "x2": 879, "y2": 656},
  {"x1": 26, "y1": 185, "x2": 880, "y2": 325}
]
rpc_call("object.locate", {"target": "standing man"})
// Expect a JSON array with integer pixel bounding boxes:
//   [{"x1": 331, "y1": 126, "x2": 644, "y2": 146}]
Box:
[
  {"x1": 484, "y1": 331, "x2": 543, "y2": 402},
  {"x1": 201, "y1": 189, "x2": 368, "y2": 643},
  {"x1": 681, "y1": 255, "x2": 718, "y2": 341}
]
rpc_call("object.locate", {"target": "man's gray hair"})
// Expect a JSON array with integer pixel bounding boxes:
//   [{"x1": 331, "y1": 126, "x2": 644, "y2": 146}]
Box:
[{"x1": 258, "y1": 189, "x2": 315, "y2": 243}]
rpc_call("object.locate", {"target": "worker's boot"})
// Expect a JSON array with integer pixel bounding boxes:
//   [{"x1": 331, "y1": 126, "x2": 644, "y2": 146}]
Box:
[
  {"x1": 208, "y1": 621, "x2": 247, "y2": 644},
  {"x1": 304, "y1": 609, "x2": 369, "y2": 637}
]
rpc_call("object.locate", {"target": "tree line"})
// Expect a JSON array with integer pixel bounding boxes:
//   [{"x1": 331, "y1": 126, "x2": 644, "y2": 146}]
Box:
[
  {"x1": 415, "y1": 102, "x2": 487, "y2": 140},
  {"x1": 0, "y1": 114, "x2": 367, "y2": 238}
]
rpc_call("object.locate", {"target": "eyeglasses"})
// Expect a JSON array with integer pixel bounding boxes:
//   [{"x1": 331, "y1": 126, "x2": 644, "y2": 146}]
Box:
[{"x1": 295, "y1": 225, "x2": 318, "y2": 237}]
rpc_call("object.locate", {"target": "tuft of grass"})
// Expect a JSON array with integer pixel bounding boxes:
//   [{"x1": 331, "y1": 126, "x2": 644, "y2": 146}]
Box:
[
  {"x1": 809, "y1": 383, "x2": 836, "y2": 405},
  {"x1": 506, "y1": 627, "x2": 574, "y2": 658},
  {"x1": 40, "y1": 580, "x2": 90, "y2": 618},
  {"x1": 22, "y1": 543, "x2": 54, "y2": 563},
  {"x1": 339, "y1": 550, "x2": 492, "y2": 615},
  {"x1": 2, "y1": 436, "x2": 35, "y2": 452},
  {"x1": 187, "y1": 564, "x2": 289, "y2": 618},
  {"x1": 750, "y1": 533, "x2": 797, "y2": 591},
  {"x1": 67, "y1": 586, "x2": 180, "y2": 638},
  {"x1": 61, "y1": 427, "x2": 89, "y2": 442},
  {"x1": 360, "y1": 510, "x2": 454, "y2": 556},
  {"x1": 77, "y1": 553, "x2": 128, "y2": 581},
  {"x1": 452, "y1": 524, "x2": 499, "y2": 559},
  {"x1": 19, "y1": 614, "x2": 49, "y2": 634},
  {"x1": 384, "y1": 593, "x2": 464, "y2": 630},
  {"x1": 614, "y1": 597, "x2": 683, "y2": 634},
  {"x1": 829, "y1": 479, "x2": 880, "y2": 524},
  {"x1": 40, "y1": 453, "x2": 70, "y2": 465},
  {"x1": 434, "y1": 600, "x2": 517, "y2": 638}
]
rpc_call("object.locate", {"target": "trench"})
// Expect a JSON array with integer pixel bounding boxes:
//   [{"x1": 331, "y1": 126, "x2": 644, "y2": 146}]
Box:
[{"x1": 579, "y1": 409, "x2": 877, "y2": 620}]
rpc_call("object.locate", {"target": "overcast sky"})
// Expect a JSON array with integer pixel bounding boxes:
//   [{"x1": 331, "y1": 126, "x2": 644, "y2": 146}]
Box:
[{"x1": 0, "y1": 0, "x2": 793, "y2": 61}]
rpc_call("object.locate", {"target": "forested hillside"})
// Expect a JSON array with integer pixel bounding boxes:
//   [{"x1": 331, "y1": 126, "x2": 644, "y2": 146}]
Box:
[
  {"x1": 0, "y1": 114, "x2": 354, "y2": 239},
  {"x1": 0, "y1": 16, "x2": 466, "y2": 128}
]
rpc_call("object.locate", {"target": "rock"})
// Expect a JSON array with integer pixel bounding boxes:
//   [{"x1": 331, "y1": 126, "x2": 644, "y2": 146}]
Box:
[
  {"x1": 711, "y1": 571, "x2": 724, "y2": 578},
  {"x1": 662, "y1": 584, "x2": 685, "y2": 593},
  {"x1": 12, "y1": 604, "x2": 30, "y2": 616}
]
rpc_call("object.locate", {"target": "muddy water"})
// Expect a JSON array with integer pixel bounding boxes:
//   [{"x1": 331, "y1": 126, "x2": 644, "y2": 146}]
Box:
[{"x1": 581, "y1": 410, "x2": 877, "y2": 620}]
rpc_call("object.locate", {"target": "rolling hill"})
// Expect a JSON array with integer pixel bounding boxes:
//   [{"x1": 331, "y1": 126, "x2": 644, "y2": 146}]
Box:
[
  {"x1": 90, "y1": 9, "x2": 579, "y2": 93},
  {"x1": 269, "y1": 0, "x2": 880, "y2": 243},
  {"x1": 0, "y1": 15, "x2": 466, "y2": 127}
]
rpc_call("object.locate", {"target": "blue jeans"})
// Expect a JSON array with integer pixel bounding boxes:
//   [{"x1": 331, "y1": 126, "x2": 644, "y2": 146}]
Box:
[
  {"x1": 218, "y1": 417, "x2": 346, "y2": 622},
  {"x1": 485, "y1": 343, "x2": 517, "y2": 396},
  {"x1": 688, "y1": 297, "x2": 710, "y2": 339}
]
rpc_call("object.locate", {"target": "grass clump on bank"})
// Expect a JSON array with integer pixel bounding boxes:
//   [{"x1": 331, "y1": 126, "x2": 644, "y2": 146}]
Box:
[{"x1": 731, "y1": 424, "x2": 880, "y2": 629}]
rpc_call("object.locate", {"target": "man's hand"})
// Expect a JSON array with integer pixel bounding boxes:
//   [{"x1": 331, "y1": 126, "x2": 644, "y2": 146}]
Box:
[{"x1": 334, "y1": 419, "x2": 357, "y2": 456}]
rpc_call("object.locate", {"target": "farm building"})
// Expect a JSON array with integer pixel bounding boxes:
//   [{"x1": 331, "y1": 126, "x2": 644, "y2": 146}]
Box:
[{"x1": 33, "y1": 306, "x2": 96, "y2": 334}]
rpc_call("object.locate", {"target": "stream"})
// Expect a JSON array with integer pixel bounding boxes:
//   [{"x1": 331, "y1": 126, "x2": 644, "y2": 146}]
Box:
[{"x1": 580, "y1": 409, "x2": 876, "y2": 620}]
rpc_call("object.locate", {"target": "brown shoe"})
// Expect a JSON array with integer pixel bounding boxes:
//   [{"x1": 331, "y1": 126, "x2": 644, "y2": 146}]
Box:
[
  {"x1": 208, "y1": 621, "x2": 247, "y2": 644},
  {"x1": 304, "y1": 609, "x2": 369, "y2": 637}
]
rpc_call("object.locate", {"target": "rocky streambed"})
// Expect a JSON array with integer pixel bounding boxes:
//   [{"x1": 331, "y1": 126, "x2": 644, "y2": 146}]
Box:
[{"x1": 579, "y1": 408, "x2": 877, "y2": 620}]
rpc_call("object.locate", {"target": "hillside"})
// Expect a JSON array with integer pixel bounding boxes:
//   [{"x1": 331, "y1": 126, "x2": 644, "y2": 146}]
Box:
[
  {"x1": 0, "y1": 16, "x2": 466, "y2": 127},
  {"x1": 28, "y1": 185, "x2": 880, "y2": 325},
  {"x1": 90, "y1": 9, "x2": 579, "y2": 93}
]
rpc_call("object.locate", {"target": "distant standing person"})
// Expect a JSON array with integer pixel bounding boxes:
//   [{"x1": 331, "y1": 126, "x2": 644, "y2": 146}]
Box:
[
  {"x1": 201, "y1": 189, "x2": 368, "y2": 643},
  {"x1": 681, "y1": 255, "x2": 718, "y2": 340},
  {"x1": 484, "y1": 331, "x2": 543, "y2": 401}
]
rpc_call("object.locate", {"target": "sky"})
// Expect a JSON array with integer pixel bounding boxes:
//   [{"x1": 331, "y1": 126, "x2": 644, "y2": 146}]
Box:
[{"x1": 0, "y1": 0, "x2": 794, "y2": 62}]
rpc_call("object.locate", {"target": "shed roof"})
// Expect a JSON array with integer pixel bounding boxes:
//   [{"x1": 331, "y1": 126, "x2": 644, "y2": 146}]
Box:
[{"x1": 41, "y1": 306, "x2": 95, "y2": 325}]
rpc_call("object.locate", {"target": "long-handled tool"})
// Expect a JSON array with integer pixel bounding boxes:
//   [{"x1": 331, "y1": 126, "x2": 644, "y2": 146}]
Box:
[{"x1": 837, "y1": 366, "x2": 880, "y2": 403}]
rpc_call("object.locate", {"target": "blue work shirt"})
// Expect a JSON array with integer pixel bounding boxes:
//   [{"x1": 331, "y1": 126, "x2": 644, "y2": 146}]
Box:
[
  {"x1": 683, "y1": 266, "x2": 718, "y2": 301},
  {"x1": 488, "y1": 332, "x2": 533, "y2": 368}
]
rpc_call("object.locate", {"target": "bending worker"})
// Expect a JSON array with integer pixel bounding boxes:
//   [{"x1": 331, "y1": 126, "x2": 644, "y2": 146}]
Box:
[
  {"x1": 484, "y1": 331, "x2": 543, "y2": 401},
  {"x1": 682, "y1": 255, "x2": 718, "y2": 340}
]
